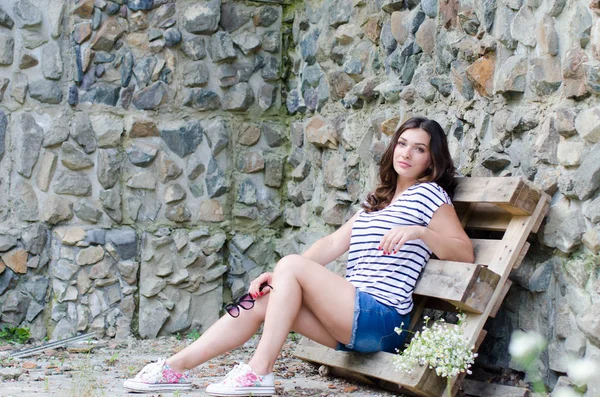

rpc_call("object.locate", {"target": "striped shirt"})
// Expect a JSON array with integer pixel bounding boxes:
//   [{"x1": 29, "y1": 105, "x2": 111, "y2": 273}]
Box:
[{"x1": 345, "y1": 182, "x2": 452, "y2": 315}]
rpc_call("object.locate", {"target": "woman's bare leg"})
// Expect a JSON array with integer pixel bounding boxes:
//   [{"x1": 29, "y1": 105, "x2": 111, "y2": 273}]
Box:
[
  {"x1": 166, "y1": 304, "x2": 263, "y2": 373},
  {"x1": 248, "y1": 255, "x2": 356, "y2": 375},
  {"x1": 166, "y1": 283, "x2": 342, "y2": 373}
]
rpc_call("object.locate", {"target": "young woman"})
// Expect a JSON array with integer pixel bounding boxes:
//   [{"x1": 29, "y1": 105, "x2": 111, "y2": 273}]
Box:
[{"x1": 124, "y1": 116, "x2": 474, "y2": 395}]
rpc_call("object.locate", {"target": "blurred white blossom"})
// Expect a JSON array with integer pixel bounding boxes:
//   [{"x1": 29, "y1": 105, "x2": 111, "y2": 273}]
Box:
[
  {"x1": 553, "y1": 387, "x2": 581, "y2": 397},
  {"x1": 567, "y1": 357, "x2": 598, "y2": 388},
  {"x1": 508, "y1": 330, "x2": 546, "y2": 365}
]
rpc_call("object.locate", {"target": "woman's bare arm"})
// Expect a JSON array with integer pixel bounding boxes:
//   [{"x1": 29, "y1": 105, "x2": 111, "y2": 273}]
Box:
[
  {"x1": 301, "y1": 212, "x2": 360, "y2": 266},
  {"x1": 420, "y1": 204, "x2": 474, "y2": 263},
  {"x1": 378, "y1": 204, "x2": 474, "y2": 263}
]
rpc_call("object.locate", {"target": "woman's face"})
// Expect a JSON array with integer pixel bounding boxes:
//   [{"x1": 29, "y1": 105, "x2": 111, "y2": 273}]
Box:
[{"x1": 393, "y1": 128, "x2": 433, "y2": 181}]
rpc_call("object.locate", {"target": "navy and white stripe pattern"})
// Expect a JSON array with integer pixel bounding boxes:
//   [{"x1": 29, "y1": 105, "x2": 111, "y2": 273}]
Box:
[{"x1": 346, "y1": 182, "x2": 452, "y2": 315}]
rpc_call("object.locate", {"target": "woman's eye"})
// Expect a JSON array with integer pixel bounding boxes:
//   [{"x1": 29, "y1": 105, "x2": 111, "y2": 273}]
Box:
[
  {"x1": 397, "y1": 141, "x2": 406, "y2": 146},
  {"x1": 415, "y1": 147, "x2": 425, "y2": 153}
]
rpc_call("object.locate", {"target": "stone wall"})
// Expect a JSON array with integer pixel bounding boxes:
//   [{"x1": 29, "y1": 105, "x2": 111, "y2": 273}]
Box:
[
  {"x1": 1, "y1": 0, "x2": 600, "y2": 394},
  {"x1": 0, "y1": 0, "x2": 287, "y2": 343}
]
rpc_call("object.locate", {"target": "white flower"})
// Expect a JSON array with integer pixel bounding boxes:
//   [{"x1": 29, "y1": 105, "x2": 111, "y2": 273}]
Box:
[
  {"x1": 508, "y1": 330, "x2": 546, "y2": 361},
  {"x1": 567, "y1": 357, "x2": 598, "y2": 388},
  {"x1": 393, "y1": 315, "x2": 475, "y2": 379},
  {"x1": 552, "y1": 387, "x2": 581, "y2": 397}
]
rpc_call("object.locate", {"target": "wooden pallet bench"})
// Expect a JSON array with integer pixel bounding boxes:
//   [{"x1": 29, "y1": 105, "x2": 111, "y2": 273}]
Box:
[{"x1": 295, "y1": 177, "x2": 550, "y2": 397}]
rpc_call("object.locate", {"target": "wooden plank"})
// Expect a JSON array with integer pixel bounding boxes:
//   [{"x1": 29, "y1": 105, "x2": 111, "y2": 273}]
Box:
[
  {"x1": 454, "y1": 177, "x2": 541, "y2": 215},
  {"x1": 462, "y1": 379, "x2": 530, "y2": 397},
  {"x1": 463, "y1": 194, "x2": 548, "y2": 233},
  {"x1": 512, "y1": 242, "x2": 530, "y2": 270},
  {"x1": 416, "y1": 260, "x2": 500, "y2": 313},
  {"x1": 440, "y1": 328, "x2": 488, "y2": 397},
  {"x1": 464, "y1": 204, "x2": 512, "y2": 232},
  {"x1": 294, "y1": 338, "x2": 446, "y2": 397},
  {"x1": 409, "y1": 297, "x2": 428, "y2": 331},
  {"x1": 497, "y1": 179, "x2": 541, "y2": 216},
  {"x1": 330, "y1": 367, "x2": 376, "y2": 386},
  {"x1": 531, "y1": 193, "x2": 551, "y2": 233},
  {"x1": 460, "y1": 203, "x2": 477, "y2": 228},
  {"x1": 421, "y1": 298, "x2": 460, "y2": 313},
  {"x1": 471, "y1": 239, "x2": 502, "y2": 265},
  {"x1": 474, "y1": 329, "x2": 488, "y2": 351},
  {"x1": 446, "y1": 329, "x2": 490, "y2": 396},
  {"x1": 461, "y1": 193, "x2": 549, "y2": 346},
  {"x1": 489, "y1": 281, "x2": 512, "y2": 318}
]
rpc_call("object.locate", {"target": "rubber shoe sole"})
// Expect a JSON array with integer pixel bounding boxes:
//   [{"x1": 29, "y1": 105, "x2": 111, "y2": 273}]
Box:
[
  {"x1": 205, "y1": 385, "x2": 276, "y2": 396},
  {"x1": 123, "y1": 379, "x2": 192, "y2": 393}
]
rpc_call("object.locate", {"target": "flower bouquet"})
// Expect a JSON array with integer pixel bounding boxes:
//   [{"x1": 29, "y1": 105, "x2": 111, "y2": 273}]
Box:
[{"x1": 393, "y1": 314, "x2": 477, "y2": 397}]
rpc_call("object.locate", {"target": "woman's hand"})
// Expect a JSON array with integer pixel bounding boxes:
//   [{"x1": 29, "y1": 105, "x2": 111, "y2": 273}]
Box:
[
  {"x1": 379, "y1": 226, "x2": 425, "y2": 255},
  {"x1": 248, "y1": 272, "x2": 273, "y2": 299}
]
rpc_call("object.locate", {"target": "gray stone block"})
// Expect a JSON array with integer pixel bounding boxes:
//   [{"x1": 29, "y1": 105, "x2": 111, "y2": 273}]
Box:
[
  {"x1": 183, "y1": 88, "x2": 221, "y2": 111},
  {"x1": 181, "y1": 35, "x2": 206, "y2": 60},
  {"x1": 61, "y1": 142, "x2": 94, "y2": 170},
  {"x1": 258, "y1": 82, "x2": 277, "y2": 111},
  {"x1": 573, "y1": 143, "x2": 600, "y2": 200},
  {"x1": 128, "y1": 0, "x2": 153, "y2": 11},
  {"x1": 0, "y1": 110, "x2": 6, "y2": 162},
  {"x1": 0, "y1": 34, "x2": 14, "y2": 65},
  {"x1": 28, "y1": 80, "x2": 62, "y2": 104},
  {"x1": 183, "y1": 0, "x2": 221, "y2": 34},
  {"x1": 13, "y1": 0, "x2": 42, "y2": 28},
  {"x1": 183, "y1": 61, "x2": 209, "y2": 87},
  {"x1": 75, "y1": 202, "x2": 103, "y2": 223},
  {"x1": 206, "y1": 157, "x2": 229, "y2": 197},
  {"x1": 132, "y1": 81, "x2": 168, "y2": 110},
  {"x1": 165, "y1": 203, "x2": 191, "y2": 222},
  {"x1": 160, "y1": 120, "x2": 204, "y2": 158},
  {"x1": 97, "y1": 149, "x2": 122, "y2": 189},
  {"x1": 106, "y1": 228, "x2": 137, "y2": 260},
  {"x1": 80, "y1": 82, "x2": 121, "y2": 106},
  {"x1": 220, "y1": 2, "x2": 251, "y2": 32},
  {"x1": 209, "y1": 31, "x2": 236, "y2": 63},
  {"x1": 222, "y1": 82, "x2": 254, "y2": 111},
  {"x1": 0, "y1": 267, "x2": 15, "y2": 295},
  {"x1": 255, "y1": 6, "x2": 278, "y2": 27},
  {"x1": 14, "y1": 181, "x2": 39, "y2": 221},
  {"x1": 54, "y1": 171, "x2": 93, "y2": 196},
  {"x1": 0, "y1": 6, "x2": 14, "y2": 28},
  {"x1": 14, "y1": 113, "x2": 43, "y2": 178},
  {"x1": 126, "y1": 142, "x2": 158, "y2": 167},
  {"x1": 164, "y1": 27, "x2": 181, "y2": 47},
  {"x1": 42, "y1": 195, "x2": 74, "y2": 225},
  {"x1": 133, "y1": 56, "x2": 157, "y2": 88}
]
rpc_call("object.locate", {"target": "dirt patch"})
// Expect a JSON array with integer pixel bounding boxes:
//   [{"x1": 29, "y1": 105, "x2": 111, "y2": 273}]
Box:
[{"x1": 0, "y1": 335, "x2": 405, "y2": 397}]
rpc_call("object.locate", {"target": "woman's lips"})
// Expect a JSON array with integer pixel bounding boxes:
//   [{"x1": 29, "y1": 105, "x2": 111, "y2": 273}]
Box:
[{"x1": 397, "y1": 161, "x2": 411, "y2": 168}]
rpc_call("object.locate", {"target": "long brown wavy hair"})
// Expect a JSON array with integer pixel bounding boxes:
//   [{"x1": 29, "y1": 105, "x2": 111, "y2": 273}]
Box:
[{"x1": 362, "y1": 117, "x2": 457, "y2": 213}]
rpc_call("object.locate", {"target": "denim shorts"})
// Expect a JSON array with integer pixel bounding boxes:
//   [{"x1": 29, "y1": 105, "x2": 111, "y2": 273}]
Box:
[{"x1": 336, "y1": 290, "x2": 410, "y2": 354}]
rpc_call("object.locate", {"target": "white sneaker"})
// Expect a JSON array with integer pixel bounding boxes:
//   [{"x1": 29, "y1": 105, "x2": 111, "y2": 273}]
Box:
[
  {"x1": 123, "y1": 358, "x2": 192, "y2": 392},
  {"x1": 205, "y1": 363, "x2": 275, "y2": 396}
]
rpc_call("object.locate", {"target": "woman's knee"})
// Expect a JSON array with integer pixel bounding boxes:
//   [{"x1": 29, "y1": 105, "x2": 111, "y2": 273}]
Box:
[
  {"x1": 273, "y1": 254, "x2": 303, "y2": 275},
  {"x1": 246, "y1": 295, "x2": 269, "y2": 322}
]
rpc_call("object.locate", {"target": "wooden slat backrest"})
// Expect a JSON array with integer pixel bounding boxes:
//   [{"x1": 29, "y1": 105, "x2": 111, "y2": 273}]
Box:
[
  {"x1": 415, "y1": 260, "x2": 500, "y2": 313},
  {"x1": 456, "y1": 203, "x2": 513, "y2": 232},
  {"x1": 471, "y1": 239, "x2": 502, "y2": 264},
  {"x1": 453, "y1": 177, "x2": 541, "y2": 215},
  {"x1": 460, "y1": 192, "x2": 549, "y2": 342}
]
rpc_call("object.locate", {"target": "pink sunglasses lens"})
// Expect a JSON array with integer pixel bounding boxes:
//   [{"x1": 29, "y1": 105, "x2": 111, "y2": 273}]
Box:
[{"x1": 226, "y1": 304, "x2": 240, "y2": 317}]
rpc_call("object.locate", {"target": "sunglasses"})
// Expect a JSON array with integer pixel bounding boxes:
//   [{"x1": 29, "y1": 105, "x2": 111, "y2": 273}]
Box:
[{"x1": 225, "y1": 282, "x2": 273, "y2": 318}]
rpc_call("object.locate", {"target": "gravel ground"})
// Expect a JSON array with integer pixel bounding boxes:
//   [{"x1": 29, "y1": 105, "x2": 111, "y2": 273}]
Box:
[{"x1": 0, "y1": 335, "x2": 407, "y2": 397}]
